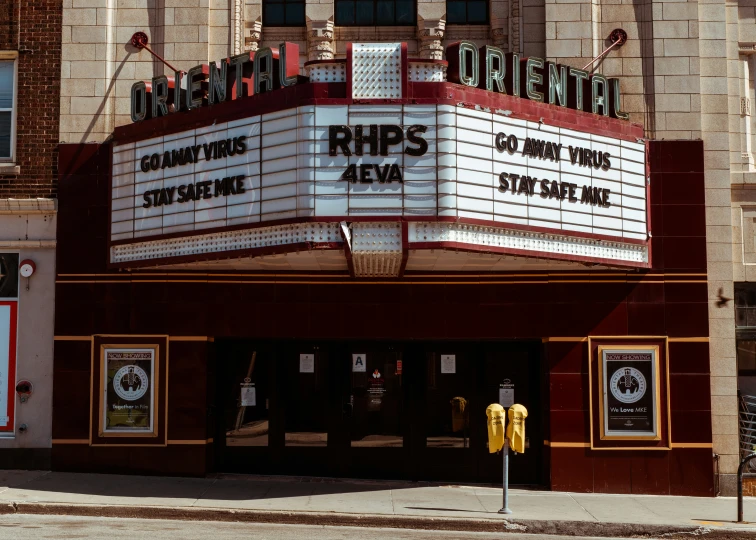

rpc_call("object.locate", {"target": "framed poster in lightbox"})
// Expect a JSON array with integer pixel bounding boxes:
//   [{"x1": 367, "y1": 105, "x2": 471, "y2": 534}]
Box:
[
  {"x1": 588, "y1": 338, "x2": 671, "y2": 450},
  {"x1": 100, "y1": 347, "x2": 158, "y2": 436},
  {"x1": 598, "y1": 345, "x2": 661, "y2": 441},
  {"x1": 91, "y1": 335, "x2": 167, "y2": 446}
]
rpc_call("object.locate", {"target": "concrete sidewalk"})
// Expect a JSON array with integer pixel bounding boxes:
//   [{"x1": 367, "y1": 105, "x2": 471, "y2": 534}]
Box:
[{"x1": 0, "y1": 471, "x2": 754, "y2": 538}]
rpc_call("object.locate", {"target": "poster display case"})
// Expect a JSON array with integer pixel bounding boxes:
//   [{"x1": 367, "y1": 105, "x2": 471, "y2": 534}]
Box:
[
  {"x1": 100, "y1": 347, "x2": 157, "y2": 436},
  {"x1": 91, "y1": 335, "x2": 167, "y2": 445},
  {"x1": 588, "y1": 338, "x2": 671, "y2": 450}
]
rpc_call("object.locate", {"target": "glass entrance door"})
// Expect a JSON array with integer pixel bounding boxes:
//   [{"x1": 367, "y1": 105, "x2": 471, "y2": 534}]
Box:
[
  {"x1": 215, "y1": 340, "x2": 274, "y2": 474},
  {"x1": 216, "y1": 339, "x2": 543, "y2": 484},
  {"x1": 419, "y1": 344, "x2": 478, "y2": 481},
  {"x1": 280, "y1": 342, "x2": 339, "y2": 476},
  {"x1": 338, "y1": 343, "x2": 412, "y2": 479}
]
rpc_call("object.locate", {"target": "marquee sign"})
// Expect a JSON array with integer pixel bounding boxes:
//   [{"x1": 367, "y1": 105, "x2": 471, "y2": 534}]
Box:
[
  {"x1": 588, "y1": 340, "x2": 670, "y2": 450},
  {"x1": 112, "y1": 42, "x2": 648, "y2": 274},
  {"x1": 130, "y1": 42, "x2": 629, "y2": 123}
]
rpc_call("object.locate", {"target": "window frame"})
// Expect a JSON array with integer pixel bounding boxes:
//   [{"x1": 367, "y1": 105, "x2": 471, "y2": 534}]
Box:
[
  {"x1": 0, "y1": 55, "x2": 17, "y2": 164},
  {"x1": 335, "y1": 0, "x2": 417, "y2": 27},
  {"x1": 446, "y1": 0, "x2": 490, "y2": 25},
  {"x1": 262, "y1": 0, "x2": 306, "y2": 27},
  {"x1": 737, "y1": 333, "x2": 756, "y2": 376}
]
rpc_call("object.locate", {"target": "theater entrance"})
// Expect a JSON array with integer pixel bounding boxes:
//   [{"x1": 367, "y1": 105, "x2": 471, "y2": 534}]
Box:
[{"x1": 214, "y1": 340, "x2": 543, "y2": 485}]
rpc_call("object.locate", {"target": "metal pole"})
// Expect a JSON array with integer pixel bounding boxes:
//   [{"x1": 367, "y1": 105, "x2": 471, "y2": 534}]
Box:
[
  {"x1": 499, "y1": 438, "x2": 512, "y2": 514},
  {"x1": 738, "y1": 453, "x2": 756, "y2": 523},
  {"x1": 130, "y1": 32, "x2": 183, "y2": 74}
]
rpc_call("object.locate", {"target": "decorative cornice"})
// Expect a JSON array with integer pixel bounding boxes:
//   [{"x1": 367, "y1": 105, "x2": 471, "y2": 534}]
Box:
[
  {"x1": 0, "y1": 240, "x2": 56, "y2": 248},
  {"x1": 307, "y1": 20, "x2": 335, "y2": 61}
]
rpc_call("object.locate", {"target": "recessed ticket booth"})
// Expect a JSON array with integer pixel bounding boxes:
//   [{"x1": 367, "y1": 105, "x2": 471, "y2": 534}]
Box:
[{"x1": 214, "y1": 340, "x2": 543, "y2": 485}]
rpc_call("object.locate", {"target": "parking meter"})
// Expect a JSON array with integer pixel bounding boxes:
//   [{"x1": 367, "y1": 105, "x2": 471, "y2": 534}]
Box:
[
  {"x1": 486, "y1": 403, "x2": 505, "y2": 453},
  {"x1": 506, "y1": 404, "x2": 528, "y2": 453}
]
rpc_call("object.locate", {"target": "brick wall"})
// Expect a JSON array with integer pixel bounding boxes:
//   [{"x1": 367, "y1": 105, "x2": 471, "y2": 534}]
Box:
[{"x1": 0, "y1": 0, "x2": 61, "y2": 199}]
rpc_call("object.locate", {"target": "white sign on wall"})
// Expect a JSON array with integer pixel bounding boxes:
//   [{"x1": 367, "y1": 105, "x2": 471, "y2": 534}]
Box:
[
  {"x1": 352, "y1": 354, "x2": 367, "y2": 372},
  {"x1": 440, "y1": 354, "x2": 456, "y2": 374},
  {"x1": 299, "y1": 353, "x2": 315, "y2": 373},
  {"x1": 240, "y1": 383, "x2": 256, "y2": 407},
  {"x1": 111, "y1": 104, "x2": 647, "y2": 253}
]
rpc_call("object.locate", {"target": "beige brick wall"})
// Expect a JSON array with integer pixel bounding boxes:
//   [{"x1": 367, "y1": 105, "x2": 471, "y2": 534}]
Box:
[
  {"x1": 61, "y1": 0, "x2": 218, "y2": 141},
  {"x1": 58, "y1": 0, "x2": 527, "y2": 141}
]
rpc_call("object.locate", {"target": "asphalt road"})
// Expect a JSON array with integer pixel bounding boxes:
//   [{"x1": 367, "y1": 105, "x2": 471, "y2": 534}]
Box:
[{"x1": 0, "y1": 514, "x2": 639, "y2": 540}]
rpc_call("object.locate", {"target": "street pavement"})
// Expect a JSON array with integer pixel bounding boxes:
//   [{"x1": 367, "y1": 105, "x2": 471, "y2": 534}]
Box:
[
  {"x1": 0, "y1": 514, "x2": 640, "y2": 540},
  {"x1": 0, "y1": 470, "x2": 754, "y2": 538}
]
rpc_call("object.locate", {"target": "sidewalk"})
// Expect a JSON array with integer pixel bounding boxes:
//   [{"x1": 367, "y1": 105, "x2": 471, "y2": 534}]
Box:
[{"x1": 0, "y1": 470, "x2": 755, "y2": 538}]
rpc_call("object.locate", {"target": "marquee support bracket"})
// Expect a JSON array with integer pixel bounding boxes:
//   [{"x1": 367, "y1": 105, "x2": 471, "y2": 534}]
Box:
[
  {"x1": 130, "y1": 32, "x2": 182, "y2": 74},
  {"x1": 583, "y1": 29, "x2": 628, "y2": 71}
]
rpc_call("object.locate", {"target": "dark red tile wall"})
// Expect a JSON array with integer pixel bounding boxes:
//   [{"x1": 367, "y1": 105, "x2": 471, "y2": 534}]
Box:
[
  {"x1": 547, "y1": 140, "x2": 712, "y2": 496},
  {"x1": 54, "y1": 140, "x2": 712, "y2": 491},
  {"x1": 0, "y1": 0, "x2": 61, "y2": 198}
]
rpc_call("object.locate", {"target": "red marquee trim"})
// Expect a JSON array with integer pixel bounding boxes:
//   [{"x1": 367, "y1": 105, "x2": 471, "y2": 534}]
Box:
[
  {"x1": 109, "y1": 215, "x2": 649, "y2": 249},
  {"x1": 111, "y1": 82, "x2": 644, "y2": 145}
]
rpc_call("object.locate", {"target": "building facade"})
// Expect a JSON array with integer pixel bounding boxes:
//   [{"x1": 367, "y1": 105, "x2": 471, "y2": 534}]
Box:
[
  {"x1": 0, "y1": 0, "x2": 61, "y2": 468},
  {"x1": 54, "y1": 0, "x2": 749, "y2": 495}
]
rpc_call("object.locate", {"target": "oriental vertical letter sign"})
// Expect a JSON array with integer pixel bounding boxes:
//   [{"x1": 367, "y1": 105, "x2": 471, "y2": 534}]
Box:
[
  {"x1": 100, "y1": 347, "x2": 157, "y2": 436},
  {"x1": 598, "y1": 346, "x2": 660, "y2": 440}
]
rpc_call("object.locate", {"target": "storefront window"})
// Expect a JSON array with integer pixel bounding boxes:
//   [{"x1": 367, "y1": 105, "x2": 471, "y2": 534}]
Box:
[
  {"x1": 736, "y1": 284, "x2": 756, "y2": 401},
  {"x1": 335, "y1": 0, "x2": 415, "y2": 26},
  {"x1": 263, "y1": 0, "x2": 305, "y2": 26},
  {"x1": 738, "y1": 340, "x2": 756, "y2": 375}
]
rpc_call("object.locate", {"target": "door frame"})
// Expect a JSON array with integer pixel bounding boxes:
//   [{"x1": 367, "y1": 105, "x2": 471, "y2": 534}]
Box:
[{"x1": 214, "y1": 338, "x2": 544, "y2": 485}]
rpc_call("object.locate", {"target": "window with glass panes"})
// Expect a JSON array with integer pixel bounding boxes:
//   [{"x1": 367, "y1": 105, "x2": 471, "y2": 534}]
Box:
[
  {"x1": 0, "y1": 60, "x2": 14, "y2": 161},
  {"x1": 263, "y1": 0, "x2": 305, "y2": 26},
  {"x1": 736, "y1": 283, "x2": 756, "y2": 375},
  {"x1": 335, "y1": 0, "x2": 415, "y2": 26},
  {"x1": 446, "y1": 0, "x2": 488, "y2": 24}
]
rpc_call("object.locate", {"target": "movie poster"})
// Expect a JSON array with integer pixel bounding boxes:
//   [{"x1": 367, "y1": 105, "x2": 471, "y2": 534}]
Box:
[
  {"x1": 601, "y1": 348, "x2": 658, "y2": 439},
  {"x1": 103, "y1": 348, "x2": 155, "y2": 434}
]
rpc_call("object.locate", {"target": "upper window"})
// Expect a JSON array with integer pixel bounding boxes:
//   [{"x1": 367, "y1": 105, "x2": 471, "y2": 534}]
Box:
[
  {"x1": 736, "y1": 283, "x2": 756, "y2": 375},
  {"x1": 0, "y1": 60, "x2": 15, "y2": 162},
  {"x1": 335, "y1": 0, "x2": 415, "y2": 26},
  {"x1": 446, "y1": 0, "x2": 488, "y2": 24},
  {"x1": 263, "y1": 0, "x2": 305, "y2": 26}
]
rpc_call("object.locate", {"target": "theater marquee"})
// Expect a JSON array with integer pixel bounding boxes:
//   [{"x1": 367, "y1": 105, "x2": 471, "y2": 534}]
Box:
[{"x1": 110, "y1": 42, "x2": 649, "y2": 275}]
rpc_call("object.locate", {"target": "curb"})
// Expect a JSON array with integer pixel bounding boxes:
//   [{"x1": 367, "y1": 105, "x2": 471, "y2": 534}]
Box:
[{"x1": 0, "y1": 502, "x2": 755, "y2": 538}]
